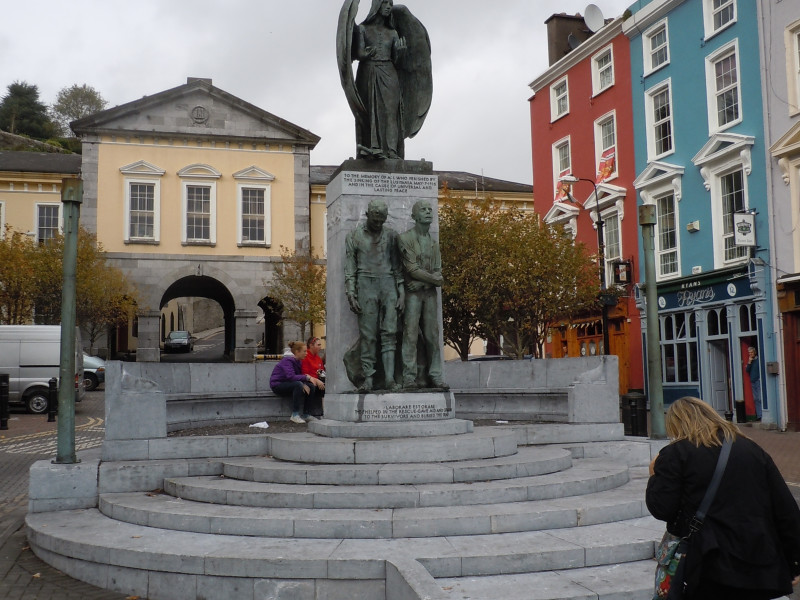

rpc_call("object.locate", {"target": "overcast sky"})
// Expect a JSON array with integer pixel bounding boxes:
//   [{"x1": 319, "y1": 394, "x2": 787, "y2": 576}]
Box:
[{"x1": 1, "y1": 0, "x2": 633, "y2": 185}]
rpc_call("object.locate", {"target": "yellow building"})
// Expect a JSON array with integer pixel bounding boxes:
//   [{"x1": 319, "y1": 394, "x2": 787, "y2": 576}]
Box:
[
  {"x1": 72, "y1": 78, "x2": 320, "y2": 361},
  {"x1": 0, "y1": 152, "x2": 81, "y2": 244}
]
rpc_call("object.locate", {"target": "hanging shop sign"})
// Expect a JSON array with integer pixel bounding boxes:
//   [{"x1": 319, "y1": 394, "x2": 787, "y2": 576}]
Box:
[{"x1": 734, "y1": 211, "x2": 756, "y2": 247}]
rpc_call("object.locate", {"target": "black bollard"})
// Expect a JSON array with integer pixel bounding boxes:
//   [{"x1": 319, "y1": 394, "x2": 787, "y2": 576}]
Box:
[
  {"x1": 47, "y1": 377, "x2": 58, "y2": 423},
  {"x1": 0, "y1": 374, "x2": 9, "y2": 430}
]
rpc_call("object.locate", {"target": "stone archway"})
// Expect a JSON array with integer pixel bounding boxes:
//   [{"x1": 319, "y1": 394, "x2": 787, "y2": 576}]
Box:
[{"x1": 160, "y1": 275, "x2": 236, "y2": 357}]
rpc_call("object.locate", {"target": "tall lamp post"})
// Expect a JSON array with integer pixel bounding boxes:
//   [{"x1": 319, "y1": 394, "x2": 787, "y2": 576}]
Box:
[{"x1": 561, "y1": 175, "x2": 610, "y2": 356}]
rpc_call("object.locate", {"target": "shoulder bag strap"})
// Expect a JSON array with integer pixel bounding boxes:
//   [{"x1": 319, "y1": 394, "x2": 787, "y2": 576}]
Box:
[{"x1": 689, "y1": 438, "x2": 732, "y2": 533}]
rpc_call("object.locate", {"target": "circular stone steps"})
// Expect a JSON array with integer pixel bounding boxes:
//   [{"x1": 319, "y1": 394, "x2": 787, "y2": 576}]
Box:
[
  {"x1": 99, "y1": 477, "x2": 648, "y2": 539},
  {"x1": 27, "y1": 509, "x2": 662, "y2": 583},
  {"x1": 266, "y1": 428, "x2": 519, "y2": 464},
  {"x1": 162, "y1": 460, "x2": 630, "y2": 510},
  {"x1": 219, "y1": 446, "x2": 573, "y2": 486}
]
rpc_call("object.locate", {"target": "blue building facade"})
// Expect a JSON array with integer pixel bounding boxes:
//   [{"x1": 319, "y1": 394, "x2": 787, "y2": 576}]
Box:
[{"x1": 623, "y1": 0, "x2": 777, "y2": 423}]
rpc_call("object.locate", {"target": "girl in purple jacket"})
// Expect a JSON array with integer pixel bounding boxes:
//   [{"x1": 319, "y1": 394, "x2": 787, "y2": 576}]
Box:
[{"x1": 270, "y1": 341, "x2": 325, "y2": 424}]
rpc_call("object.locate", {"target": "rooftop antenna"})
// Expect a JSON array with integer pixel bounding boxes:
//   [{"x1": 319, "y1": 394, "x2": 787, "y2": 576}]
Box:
[{"x1": 584, "y1": 4, "x2": 605, "y2": 32}]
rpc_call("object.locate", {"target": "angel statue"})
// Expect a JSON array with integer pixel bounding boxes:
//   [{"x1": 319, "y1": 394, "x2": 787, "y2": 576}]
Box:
[{"x1": 337, "y1": 0, "x2": 432, "y2": 160}]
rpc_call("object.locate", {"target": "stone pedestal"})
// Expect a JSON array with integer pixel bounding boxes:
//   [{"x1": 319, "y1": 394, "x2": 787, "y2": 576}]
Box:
[
  {"x1": 325, "y1": 159, "x2": 448, "y2": 424},
  {"x1": 135, "y1": 310, "x2": 161, "y2": 362},
  {"x1": 324, "y1": 390, "x2": 454, "y2": 423}
]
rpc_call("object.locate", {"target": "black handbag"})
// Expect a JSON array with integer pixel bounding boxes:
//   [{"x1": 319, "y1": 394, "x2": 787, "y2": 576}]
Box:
[{"x1": 653, "y1": 439, "x2": 732, "y2": 600}]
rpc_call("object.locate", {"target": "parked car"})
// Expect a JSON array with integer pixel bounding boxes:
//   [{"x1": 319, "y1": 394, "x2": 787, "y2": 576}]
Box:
[
  {"x1": 164, "y1": 330, "x2": 194, "y2": 353},
  {"x1": 82, "y1": 354, "x2": 106, "y2": 391},
  {"x1": 0, "y1": 325, "x2": 85, "y2": 414}
]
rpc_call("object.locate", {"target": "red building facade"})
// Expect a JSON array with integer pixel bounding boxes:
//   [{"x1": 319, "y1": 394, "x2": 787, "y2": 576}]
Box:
[{"x1": 529, "y1": 13, "x2": 643, "y2": 394}]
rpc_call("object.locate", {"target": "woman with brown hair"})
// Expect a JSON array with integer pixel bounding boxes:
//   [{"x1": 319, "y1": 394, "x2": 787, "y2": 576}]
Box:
[{"x1": 647, "y1": 396, "x2": 800, "y2": 599}]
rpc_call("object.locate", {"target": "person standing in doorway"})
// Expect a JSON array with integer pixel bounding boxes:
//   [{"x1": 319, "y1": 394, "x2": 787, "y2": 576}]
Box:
[{"x1": 746, "y1": 346, "x2": 762, "y2": 421}]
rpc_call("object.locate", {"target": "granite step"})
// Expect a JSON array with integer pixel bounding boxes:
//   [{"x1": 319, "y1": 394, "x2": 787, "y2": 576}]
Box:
[
  {"x1": 266, "y1": 428, "x2": 519, "y2": 464},
  {"x1": 219, "y1": 445, "x2": 573, "y2": 486},
  {"x1": 437, "y1": 559, "x2": 656, "y2": 600},
  {"x1": 27, "y1": 509, "x2": 662, "y2": 583},
  {"x1": 162, "y1": 459, "x2": 630, "y2": 510},
  {"x1": 99, "y1": 477, "x2": 648, "y2": 539}
]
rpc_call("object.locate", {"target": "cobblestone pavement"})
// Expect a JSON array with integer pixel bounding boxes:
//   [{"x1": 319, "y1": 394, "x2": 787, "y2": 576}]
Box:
[
  {"x1": 2, "y1": 399, "x2": 800, "y2": 599},
  {"x1": 0, "y1": 391, "x2": 130, "y2": 599}
]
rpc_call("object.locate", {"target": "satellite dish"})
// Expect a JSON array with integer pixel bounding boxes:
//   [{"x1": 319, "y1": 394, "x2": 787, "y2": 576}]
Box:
[
  {"x1": 584, "y1": 4, "x2": 605, "y2": 32},
  {"x1": 567, "y1": 33, "x2": 581, "y2": 50}
]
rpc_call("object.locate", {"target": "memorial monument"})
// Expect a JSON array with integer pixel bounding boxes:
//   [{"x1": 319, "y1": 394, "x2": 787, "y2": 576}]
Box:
[{"x1": 321, "y1": 0, "x2": 455, "y2": 426}]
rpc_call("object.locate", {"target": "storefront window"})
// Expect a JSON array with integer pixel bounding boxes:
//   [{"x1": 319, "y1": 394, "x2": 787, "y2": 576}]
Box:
[{"x1": 660, "y1": 310, "x2": 699, "y2": 383}]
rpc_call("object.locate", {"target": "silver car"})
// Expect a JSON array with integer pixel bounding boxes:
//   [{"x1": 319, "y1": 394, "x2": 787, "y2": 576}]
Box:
[{"x1": 164, "y1": 330, "x2": 195, "y2": 353}]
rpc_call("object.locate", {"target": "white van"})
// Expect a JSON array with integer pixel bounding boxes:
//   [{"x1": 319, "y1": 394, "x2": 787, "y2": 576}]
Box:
[{"x1": 0, "y1": 325, "x2": 85, "y2": 414}]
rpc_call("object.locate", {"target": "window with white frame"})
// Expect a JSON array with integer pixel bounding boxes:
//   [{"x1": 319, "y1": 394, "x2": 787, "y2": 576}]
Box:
[
  {"x1": 656, "y1": 192, "x2": 679, "y2": 278},
  {"x1": 592, "y1": 46, "x2": 614, "y2": 95},
  {"x1": 237, "y1": 184, "x2": 271, "y2": 246},
  {"x1": 720, "y1": 169, "x2": 748, "y2": 263},
  {"x1": 786, "y1": 21, "x2": 800, "y2": 114},
  {"x1": 660, "y1": 311, "x2": 699, "y2": 383},
  {"x1": 594, "y1": 113, "x2": 617, "y2": 182},
  {"x1": 185, "y1": 185, "x2": 212, "y2": 243},
  {"x1": 550, "y1": 77, "x2": 569, "y2": 121},
  {"x1": 124, "y1": 179, "x2": 160, "y2": 243},
  {"x1": 703, "y1": 0, "x2": 736, "y2": 39},
  {"x1": 552, "y1": 138, "x2": 571, "y2": 200},
  {"x1": 37, "y1": 204, "x2": 60, "y2": 245},
  {"x1": 644, "y1": 20, "x2": 669, "y2": 75},
  {"x1": 602, "y1": 211, "x2": 621, "y2": 284},
  {"x1": 645, "y1": 81, "x2": 674, "y2": 160},
  {"x1": 706, "y1": 42, "x2": 741, "y2": 132}
]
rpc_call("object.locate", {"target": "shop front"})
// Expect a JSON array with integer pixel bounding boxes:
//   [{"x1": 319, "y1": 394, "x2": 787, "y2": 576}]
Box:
[{"x1": 639, "y1": 263, "x2": 770, "y2": 423}]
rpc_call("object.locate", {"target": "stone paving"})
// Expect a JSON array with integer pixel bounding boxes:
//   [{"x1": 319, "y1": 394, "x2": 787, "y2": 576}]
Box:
[{"x1": 2, "y1": 398, "x2": 800, "y2": 600}]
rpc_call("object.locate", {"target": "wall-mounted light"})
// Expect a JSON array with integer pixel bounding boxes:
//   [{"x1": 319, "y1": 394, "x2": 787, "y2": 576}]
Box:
[{"x1": 686, "y1": 221, "x2": 700, "y2": 232}]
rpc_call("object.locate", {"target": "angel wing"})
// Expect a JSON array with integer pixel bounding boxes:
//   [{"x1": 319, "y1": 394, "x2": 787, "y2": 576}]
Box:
[
  {"x1": 392, "y1": 4, "x2": 432, "y2": 139},
  {"x1": 336, "y1": 0, "x2": 365, "y2": 117}
]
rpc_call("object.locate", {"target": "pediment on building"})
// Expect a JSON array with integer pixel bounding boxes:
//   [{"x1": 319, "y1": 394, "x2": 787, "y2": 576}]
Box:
[
  {"x1": 633, "y1": 161, "x2": 684, "y2": 191},
  {"x1": 71, "y1": 78, "x2": 320, "y2": 148},
  {"x1": 119, "y1": 160, "x2": 166, "y2": 176},
  {"x1": 692, "y1": 132, "x2": 755, "y2": 168},
  {"x1": 578, "y1": 183, "x2": 628, "y2": 223},
  {"x1": 544, "y1": 200, "x2": 580, "y2": 224},
  {"x1": 771, "y1": 121, "x2": 800, "y2": 160},
  {"x1": 771, "y1": 121, "x2": 800, "y2": 185},
  {"x1": 232, "y1": 166, "x2": 276, "y2": 182},
  {"x1": 177, "y1": 164, "x2": 222, "y2": 179}
]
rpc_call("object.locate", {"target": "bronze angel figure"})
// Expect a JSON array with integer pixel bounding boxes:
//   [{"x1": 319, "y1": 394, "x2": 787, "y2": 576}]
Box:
[{"x1": 336, "y1": 0, "x2": 432, "y2": 160}]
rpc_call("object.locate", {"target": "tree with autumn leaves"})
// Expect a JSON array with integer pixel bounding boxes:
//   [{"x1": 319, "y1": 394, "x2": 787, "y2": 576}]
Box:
[
  {"x1": 0, "y1": 226, "x2": 138, "y2": 349},
  {"x1": 439, "y1": 195, "x2": 600, "y2": 360},
  {"x1": 267, "y1": 246, "x2": 326, "y2": 340}
]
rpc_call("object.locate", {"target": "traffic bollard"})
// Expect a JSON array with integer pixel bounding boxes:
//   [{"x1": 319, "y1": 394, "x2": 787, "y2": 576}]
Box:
[
  {"x1": 47, "y1": 377, "x2": 58, "y2": 422},
  {"x1": 0, "y1": 374, "x2": 9, "y2": 430}
]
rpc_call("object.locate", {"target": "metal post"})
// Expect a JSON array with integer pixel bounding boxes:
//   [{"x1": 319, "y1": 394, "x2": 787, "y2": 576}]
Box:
[
  {"x1": 639, "y1": 205, "x2": 666, "y2": 439},
  {"x1": 591, "y1": 181, "x2": 610, "y2": 356},
  {"x1": 0, "y1": 374, "x2": 9, "y2": 430},
  {"x1": 47, "y1": 377, "x2": 58, "y2": 423},
  {"x1": 563, "y1": 175, "x2": 610, "y2": 355},
  {"x1": 55, "y1": 177, "x2": 82, "y2": 464}
]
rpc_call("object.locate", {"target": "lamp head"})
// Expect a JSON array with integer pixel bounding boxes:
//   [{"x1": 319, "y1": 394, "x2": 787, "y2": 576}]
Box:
[{"x1": 560, "y1": 174, "x2": 580, "y2": 183}]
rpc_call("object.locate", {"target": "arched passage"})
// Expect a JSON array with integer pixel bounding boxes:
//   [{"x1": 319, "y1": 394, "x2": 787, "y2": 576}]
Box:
[{"x1": 160, "y1": 276, "x2": 236, "y2": 357}]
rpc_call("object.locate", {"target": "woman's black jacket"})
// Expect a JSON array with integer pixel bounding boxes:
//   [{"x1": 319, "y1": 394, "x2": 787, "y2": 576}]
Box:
[{"x1": 646, "y1": 436, "x2": 800, "y2": 595}]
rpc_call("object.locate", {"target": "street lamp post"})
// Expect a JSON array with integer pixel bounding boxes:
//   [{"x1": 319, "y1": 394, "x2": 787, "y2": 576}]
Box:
[{"x1": 561, "y1": 175, "x2": 610, "y2": 356}]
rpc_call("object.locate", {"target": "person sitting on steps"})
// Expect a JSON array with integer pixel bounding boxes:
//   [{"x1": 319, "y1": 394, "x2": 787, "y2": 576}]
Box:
[{"x1": 270, "y1": 340, "x2": 325, "y2": 424}]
